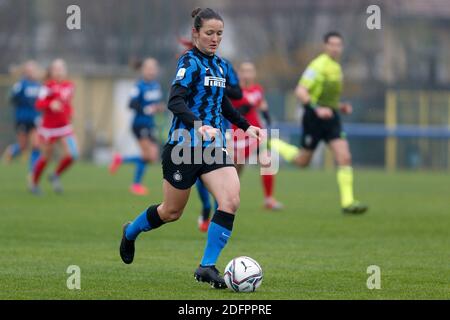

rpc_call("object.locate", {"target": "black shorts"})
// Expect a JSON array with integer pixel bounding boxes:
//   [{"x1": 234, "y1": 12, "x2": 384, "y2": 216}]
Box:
[
  {"x1": 132, "y1": 125, "x2": 157, "y2": 142},
  {"x1": 301, "y1": 107, "x2": 346, "y2": 151},
  {"x1": 15, "y1": 121, "x2": 36, "y2": 134},
  {"x1": 161, "y1": 143, "x2": 235, "y2": 190}
]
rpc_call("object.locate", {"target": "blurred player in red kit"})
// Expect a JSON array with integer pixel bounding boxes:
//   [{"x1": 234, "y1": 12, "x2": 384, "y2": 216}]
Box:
[
  {"x1": 30, "y1": 59, "x2": 78, "y2": 195},
  {"x1": 231, "y1": 62, "x2": 283, "y2": 210}
]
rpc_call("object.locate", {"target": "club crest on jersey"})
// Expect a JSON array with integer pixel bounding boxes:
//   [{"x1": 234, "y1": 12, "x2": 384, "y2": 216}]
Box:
[{"x1": 204, "y1": 76, "x2": 226, "y2": 88}]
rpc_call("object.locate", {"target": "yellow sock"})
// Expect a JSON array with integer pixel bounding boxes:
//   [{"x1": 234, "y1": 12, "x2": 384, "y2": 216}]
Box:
[
  {"x1": 337, "y1": 166, "x2": 354, "y2": 207},
  {"x1": 269, "y1": 138, "x2": 300, "y2": 162}
]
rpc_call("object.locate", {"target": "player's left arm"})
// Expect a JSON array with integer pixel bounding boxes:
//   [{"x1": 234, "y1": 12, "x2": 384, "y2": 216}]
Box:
[
  {"x1": 65, "y1": 83, "x2": 75, "y2": 118},
  {"x1": 225, "y1": 84, "x2": 242, "y2": 100},
  {"x1": 36, "y1": 85, "x2": 54, "y2": 112},
  {"x1": 221, "y1": 96, "x2": 263, "y2": 140},
  {"x1": 129, "y1": 85, "x2": 142, "y2": 111},
  {"x1": 60, "y1": 83, "x2": 75, "y2": 104},
  {"x1": 221, "y1": 95, "x2": 250, "y2": 131},
  {"x1": 10, "y1": 81, "x2": 23, "y2": 105},
  {"x1": 224, "y1": 61, "x2": 243, "y2": 100}
]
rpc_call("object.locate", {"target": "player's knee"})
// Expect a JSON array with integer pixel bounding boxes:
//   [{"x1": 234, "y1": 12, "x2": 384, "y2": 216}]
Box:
[
  {"x1": 70, "y1": 152, "x2": 79, "y2": 161},
  {"x1": 66, "y1": 138, "x2": 79, "y2": 160},
  {"x1": 161, "y1": 206, "x2": 183, "y2": 222},
  {"x1": 67, "y1": 151, "x2": 79, "y2": 161},
  {"x1": 143, "y1": 153, "x2": 157, "y2": 163},
  {"x1": 18, "y1": 142, "x2": 27, "y2": 150},
  {"x1": 39, "y1": 152, "x2": 50, "y2": 161},
  {"x1": 338, "y1": 152, "x2": 351, "y2": 166},
  {"x1": 220, "y1": 195, "x2": 240, "y2": 213},
  {"x1": 298, "y1": 160, "x2": 310, "y2": 168},
  {"x1": 166, "y1": 214, "x2": 181, "y2": 222}
]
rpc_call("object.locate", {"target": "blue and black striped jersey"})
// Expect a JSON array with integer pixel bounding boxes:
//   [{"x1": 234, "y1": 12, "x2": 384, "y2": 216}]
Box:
[
  {"x1": 222, "y1": 58, "x2": 240, "y2": 131},
  {"x1": 168, "y1": 47, "x2": 233, "y2": 146},
  {"x1": 129, "y1": 79, "x2": 163, "y2": 128},
  {"x1": 223, "y1": 58, "x2": 239, "y2": 88}
]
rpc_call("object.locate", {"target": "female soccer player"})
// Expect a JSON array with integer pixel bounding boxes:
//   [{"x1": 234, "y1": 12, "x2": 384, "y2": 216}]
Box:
[
  {"x1": 109, "y1": 58, "x2": 164, "y2": 196},
  {"x1": 30, "y1": 59, "x2": 78, "y2": 195},
  {"x1": 177, "y1": 37, "x2": 243, "y2": 232},
  {"x1": 231, "y1": 61, "x2": 283, "y2": 210},
  {"x1": 3, "y1": 61, "x2": 41, "y2": 175},
  {"x1": 119, "y1": 8, "x2": 262, "y2": 289}
]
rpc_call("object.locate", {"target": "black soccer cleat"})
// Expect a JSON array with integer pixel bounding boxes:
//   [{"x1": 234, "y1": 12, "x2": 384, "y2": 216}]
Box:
[
  {"x1": 342, "y1": 201, "x2": 368, "y2": 214},
  {"x1": 120, "y1": 222, "x2": 135, "y2": 264},
  {"x1": 194, "y1": 265, "x2": 227, "y2": 289}
]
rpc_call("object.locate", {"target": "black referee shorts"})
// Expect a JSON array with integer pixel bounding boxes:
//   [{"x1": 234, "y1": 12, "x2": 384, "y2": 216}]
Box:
[
  {"x1": 161, "y1": 143, "x2": 235, "y2": 190},
  {"x1": 300, "y1": 107, "x2": 346, "y2": 151}
]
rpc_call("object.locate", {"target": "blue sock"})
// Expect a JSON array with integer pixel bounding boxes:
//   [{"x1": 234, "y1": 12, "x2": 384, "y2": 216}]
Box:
[
  {"x1": 29, "y1": 149, "x2": 40, "y2": 173},
  {"x1": 125, "y1": 204, "x2": 163, "y2": 240},
  {"x1": 125, "y1": 210, "x2": 151, "y2": 240},
  {"x1": 200, "y1": 210, "x2": 235, "y2": 267},
  {"x1": 133, "y1": 159, "x2": 148, "y2": 184},
  {"x1": 122, "y1": 156, "x2": 141, "y2": 164},
  {"x1": 10, "y1": 143, "x2": 21, "y2": 158},
  {"x1": 196, "y1": 179, "x2": 211, "y2": 212}
]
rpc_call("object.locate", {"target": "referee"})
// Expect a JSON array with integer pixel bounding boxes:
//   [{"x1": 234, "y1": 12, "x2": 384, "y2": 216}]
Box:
[{"x1": 271, "y1": 31, "x2": 368, "y2": 214}]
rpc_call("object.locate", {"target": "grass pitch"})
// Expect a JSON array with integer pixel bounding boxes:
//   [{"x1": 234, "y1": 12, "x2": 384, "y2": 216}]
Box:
[{"x1": 0, "y1": 162, "x2": 449, "y2": 299}]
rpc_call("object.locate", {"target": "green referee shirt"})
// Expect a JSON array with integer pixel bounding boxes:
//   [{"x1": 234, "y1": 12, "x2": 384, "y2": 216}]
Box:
[{"x1": 298, "y1": 53, "x2": 343, "y2": 109}]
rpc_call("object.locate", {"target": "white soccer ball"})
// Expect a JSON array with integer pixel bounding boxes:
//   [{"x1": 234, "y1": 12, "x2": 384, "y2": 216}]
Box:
[{"x1": 224, "y1": 256, "x2": 263, "y2": 292}]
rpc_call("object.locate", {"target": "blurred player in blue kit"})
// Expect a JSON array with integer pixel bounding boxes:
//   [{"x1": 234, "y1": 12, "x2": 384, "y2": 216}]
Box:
[
  {"x1": 3, "y1": 61, "x2": 41, "y2": 179},
  {"x1": 109, "y1": 58, "x2": 165, "y2": 196}
]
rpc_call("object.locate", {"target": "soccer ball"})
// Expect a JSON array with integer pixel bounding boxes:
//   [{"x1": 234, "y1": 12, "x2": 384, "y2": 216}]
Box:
[{"x1": 224, "y1": 256, "x2": 263, "y2": 292}]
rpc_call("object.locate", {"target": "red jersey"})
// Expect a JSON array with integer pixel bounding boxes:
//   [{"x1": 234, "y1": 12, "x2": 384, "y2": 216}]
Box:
[
  {"x1": 231, "y1": 84, "x2": 264, "y2": 129},
  {"x1": 36, "y1": 80, "x2": 74, "y2": 128}
]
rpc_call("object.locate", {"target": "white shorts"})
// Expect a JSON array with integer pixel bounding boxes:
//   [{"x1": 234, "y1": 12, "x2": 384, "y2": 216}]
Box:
[{"x1": 38, "y1": 124, "x2": 74, "y2": 143}]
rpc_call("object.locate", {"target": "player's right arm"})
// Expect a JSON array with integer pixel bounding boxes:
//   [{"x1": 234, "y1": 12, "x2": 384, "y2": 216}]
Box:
[
  {"x1": 10, "y1": 81, "x2": 23, "y2": 106},
  {"x1": 295, "y1": 85, "x2": 310, "y2": 106},
  {"x1": 295, "y1": 62, "x2": 320, "y2": 105},
  {"x1": 128, "y1": 84, "x2": 141, "y2": 111},
  {"x1": 167, "y1": 55, "x2": 201, "y2": 130},
  {"x1": 36, "y1": 85, "x2": 62, "y2": 112},
  {"x1": 35, "y1": 85, "x2": 52, "y2": 111},
  {"x1": 296, "y1": 61, "x2": 332, "y2": 119}
]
